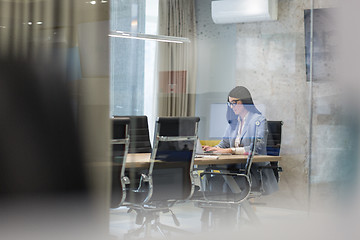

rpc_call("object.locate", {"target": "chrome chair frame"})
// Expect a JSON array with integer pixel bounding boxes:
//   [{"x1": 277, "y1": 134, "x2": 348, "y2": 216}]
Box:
[
  {"x1": 192, "y1": 121, "x2": 261, "y2": 229},
  {"x1": 110, "y1": 117, "x2": 130, "y2": 208},
  {"x1": 250, "y1": 120, "x2": 283, "y2": 197},
  {"x1": 124, "y1": 117, "x2": 200, "y2": 239}
]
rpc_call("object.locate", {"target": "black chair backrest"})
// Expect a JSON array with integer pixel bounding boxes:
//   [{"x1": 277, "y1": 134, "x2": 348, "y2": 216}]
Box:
[
  {"x1": 113, "y1": 116, "x2": 152, "y2": 153},
  {"x1": 266, "y1": 121, "x2": 283, "y2": 156},
  {"x1": 150, "y1": 117, "x2": 200, "y2": 202},
  {"x1": 157, "y1": 117, "x2": 200, "y2": 137},
  {"x1": 266, "y1": 121, "x2": 283, "y2": 181},
  {"x1": 113, "y1": 118, "x2": 129, "y2": 139},
  {"x1": 110, "y1": 117, "x2": 130, "y2": 208}
]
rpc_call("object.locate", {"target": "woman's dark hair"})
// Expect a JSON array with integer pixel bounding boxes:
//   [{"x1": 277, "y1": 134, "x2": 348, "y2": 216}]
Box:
[{"x1": 226, "y1": 86, "x2": 261, "y2": 126}]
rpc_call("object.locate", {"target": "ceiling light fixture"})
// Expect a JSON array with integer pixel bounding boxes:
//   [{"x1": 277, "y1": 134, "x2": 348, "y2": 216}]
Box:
[{"x1": 109, "y1": 31, "x2": 190, "y2": 44}]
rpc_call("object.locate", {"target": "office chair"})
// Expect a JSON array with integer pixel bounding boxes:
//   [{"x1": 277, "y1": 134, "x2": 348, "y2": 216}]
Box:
[
  {"x1": 115, "y1": 116, "x2": 152, "y2": 204},
  {"x1": 111, "y1": 115, "x2": 152, "y2": 204},
  {"x1": 251, "y1": 121, "x2": 283, "y2": 195},
  {"x1": 110, "y1": 117, "x2": 130, "y2": 208},
  {"x1": 264, "y1": 121, "x2": 283, "y2": 181},
  {"x1": 192, "y1": 121, "x2": 260, "y2": 230},
  {"x1": 124, "y1": 117, "x2": 200, "y2": 239}
]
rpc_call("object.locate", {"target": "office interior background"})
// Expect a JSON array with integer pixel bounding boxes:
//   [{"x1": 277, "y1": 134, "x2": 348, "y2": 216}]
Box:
[{"x1": 0, "y1": 0, "x2": 359, "y2": 239}]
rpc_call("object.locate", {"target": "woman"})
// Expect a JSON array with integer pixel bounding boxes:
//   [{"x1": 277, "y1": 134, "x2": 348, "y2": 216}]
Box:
[{"x1": 203, "y1": 86, "x2": 278, "y2": 195}]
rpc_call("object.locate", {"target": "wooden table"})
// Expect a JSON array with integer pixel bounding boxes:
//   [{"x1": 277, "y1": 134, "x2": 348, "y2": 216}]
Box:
[{"x1": 125, "y1": 153, "x2": 281, "y2": 168}]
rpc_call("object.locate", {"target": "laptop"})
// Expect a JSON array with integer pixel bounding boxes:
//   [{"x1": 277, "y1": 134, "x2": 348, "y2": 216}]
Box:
[{"x1": 195, "y1": 139, "x2": 231, "y2": 157}]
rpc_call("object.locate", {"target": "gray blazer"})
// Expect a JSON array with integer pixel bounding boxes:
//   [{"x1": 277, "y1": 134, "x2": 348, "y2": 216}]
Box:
[{"x1": 216, "y1": 112, "x2": 279, "y2": 195}]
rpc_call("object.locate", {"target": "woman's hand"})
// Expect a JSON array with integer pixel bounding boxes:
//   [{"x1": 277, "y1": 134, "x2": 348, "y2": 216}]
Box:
[
  {"x1": 202, "y1": 146, "x2": 232, "y2": 154},
  {"x1": 202, "y1": 145, "x2": 217, "y2": 152}
]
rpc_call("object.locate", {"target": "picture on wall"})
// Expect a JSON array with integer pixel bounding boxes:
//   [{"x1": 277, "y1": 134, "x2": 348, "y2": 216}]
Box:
[{"x1": 304, "y1": 8, "x2": 337, "y2": 82}]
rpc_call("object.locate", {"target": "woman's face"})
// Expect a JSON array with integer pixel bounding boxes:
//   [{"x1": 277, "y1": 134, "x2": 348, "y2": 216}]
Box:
[{"x1": 228, "y1": 96, "x2": 245, "y2": 115}]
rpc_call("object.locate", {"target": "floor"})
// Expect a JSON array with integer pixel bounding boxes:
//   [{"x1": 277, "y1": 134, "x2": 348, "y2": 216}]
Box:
[{"x1": 109, "y1": 199, "x2": 309, "y2": 240}]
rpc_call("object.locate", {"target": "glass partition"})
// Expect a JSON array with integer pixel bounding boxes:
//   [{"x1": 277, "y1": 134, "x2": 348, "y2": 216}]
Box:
[
  {"x1": 1, "y1": 0, "x2": 359, "y2": 239},
  {"x1": 109, "y1": 1, "x2": 357, "y2": 237}
]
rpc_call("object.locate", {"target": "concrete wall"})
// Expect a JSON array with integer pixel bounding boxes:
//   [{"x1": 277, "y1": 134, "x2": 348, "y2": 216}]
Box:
[{"x1": 195, "y1": 0, "x2": 237, "y2": 139}]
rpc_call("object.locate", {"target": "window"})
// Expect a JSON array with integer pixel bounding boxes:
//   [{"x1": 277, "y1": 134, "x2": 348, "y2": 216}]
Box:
[{"x1": 110, "y1": 0, "x2": 159, "y2": 121}]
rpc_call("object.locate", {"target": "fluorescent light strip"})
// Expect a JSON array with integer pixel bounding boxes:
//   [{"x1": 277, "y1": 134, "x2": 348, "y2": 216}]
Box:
[{"x1": 109, "y1": 31, "x2": 190, "y2": 44}]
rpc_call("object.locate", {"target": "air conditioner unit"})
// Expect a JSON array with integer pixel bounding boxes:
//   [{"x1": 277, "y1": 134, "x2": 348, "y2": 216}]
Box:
[{"x1": 211, "y1": 0, "x2": 278, "y2": 24}]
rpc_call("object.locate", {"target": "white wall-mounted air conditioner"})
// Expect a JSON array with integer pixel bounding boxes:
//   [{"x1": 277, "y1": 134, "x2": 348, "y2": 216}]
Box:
[{"x1": 211, "y1": 0, "x2": 278, "y2": 24}]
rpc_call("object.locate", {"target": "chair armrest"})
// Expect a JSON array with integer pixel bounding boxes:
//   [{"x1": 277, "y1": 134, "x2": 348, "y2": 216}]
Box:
[
  {"x1": 140, "y1": 173, "x2": 151, "y2": 182},
  {"x1": 192, "y1": 171, "x2": 199, "y2": 179},
  {"x1": 122, "y1": 176, "x2": 130, "y2": 185},
  {"x1": 130, "y1": 173, "x2": 151, "y2": 193}
]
